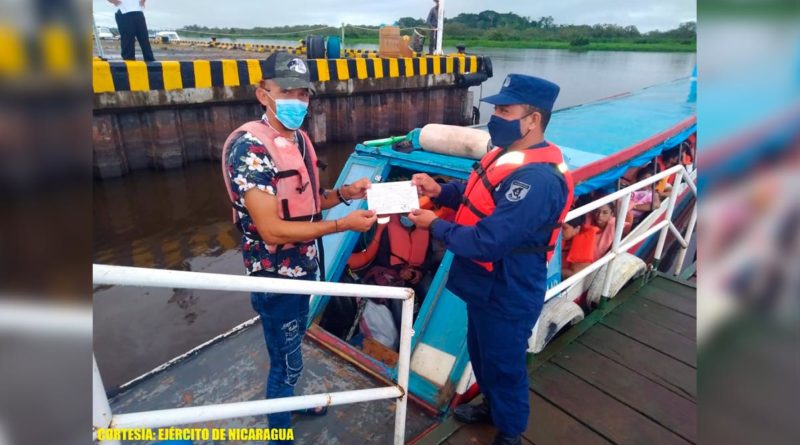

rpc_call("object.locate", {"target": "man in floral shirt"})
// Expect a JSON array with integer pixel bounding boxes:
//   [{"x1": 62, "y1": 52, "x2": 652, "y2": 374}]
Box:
[
  {"x1": 227, "y1": 130, "x2": 324, "y2": 279},
  {"x1": 222, "y1": 52, "x2": 376, "y2": 443}
]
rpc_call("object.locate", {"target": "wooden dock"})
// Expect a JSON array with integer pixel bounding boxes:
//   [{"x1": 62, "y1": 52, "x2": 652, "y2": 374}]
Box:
[{"x1": 417, "y1": 273, "x2": 696, "y2": 445}]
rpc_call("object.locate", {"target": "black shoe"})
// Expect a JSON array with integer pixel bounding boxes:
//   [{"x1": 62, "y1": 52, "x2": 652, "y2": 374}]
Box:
[
  {"x1": 491, "y1": 432, "x2": 522, "y2": 445},
  {"x1": 292, "y1": 406, "x2": 328, "y2": 416},
  {"x1": 453, "y1": 399, "x2": 492, "y2": 424}
]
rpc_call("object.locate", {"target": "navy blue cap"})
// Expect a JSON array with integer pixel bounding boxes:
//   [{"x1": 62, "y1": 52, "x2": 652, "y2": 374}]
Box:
[{"x1": 481, "y1": 74, "x2": 560, "y2": 112}]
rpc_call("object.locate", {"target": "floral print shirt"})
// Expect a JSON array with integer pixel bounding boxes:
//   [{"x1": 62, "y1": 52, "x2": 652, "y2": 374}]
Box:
[{"x1": 226, "y1": 124, "x2": 319, "y2": 278}]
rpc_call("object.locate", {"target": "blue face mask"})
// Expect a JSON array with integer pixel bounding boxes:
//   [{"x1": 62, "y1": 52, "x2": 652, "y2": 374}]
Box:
[
  {"x1": 269, "y1": 97, "x2": 309, "y2": 130},
  {"x1": 487, "y1": 114, "x2": 532, "y2": 149},
  {"x1": 399, "y1": 215, "x2": 415, "y2": 229}
]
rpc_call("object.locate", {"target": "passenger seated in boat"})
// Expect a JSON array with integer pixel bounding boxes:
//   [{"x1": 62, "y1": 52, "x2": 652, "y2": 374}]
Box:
[
  {"x1": 347, "y1": 197, "x2": 442, "y2": 296},
  {"x1": 561, "y1": 217, "x2": 597, "y2": 278},
  {"x1": 683, "y1": 134, "x2": 696, "y2": 166},
  {"x1": 656, "y1": 147, "x2": 681, "y2": 199},
  {"x1": 630, "y1": 166, "x2": 661, "y2": 224},
  {"x1": 342, "y1": 198, "x2": 444, "y2": 351},
  {"x1": 586, "y1": 203, "x2": 618, "y2": 259},
  {"x1": 366, "y1": 208, "x2": 440, "y2": 303},
  {"x1": 343, "y1": 213, "x2": 439, "y2": 352}
]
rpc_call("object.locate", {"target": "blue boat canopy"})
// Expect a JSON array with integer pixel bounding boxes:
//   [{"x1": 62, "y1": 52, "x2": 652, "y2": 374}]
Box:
[
  {"x1": 366, "y1": 77, "x2": 696, "y2": 197},
  {"x1": 497, "y1": 77, "x2": 695, "y2": 195}
]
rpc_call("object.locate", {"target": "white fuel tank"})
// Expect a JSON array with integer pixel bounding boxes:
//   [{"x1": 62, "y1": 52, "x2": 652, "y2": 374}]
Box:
[{"x1": 418, "y1": 124, "x2": 492, "y2": 160}]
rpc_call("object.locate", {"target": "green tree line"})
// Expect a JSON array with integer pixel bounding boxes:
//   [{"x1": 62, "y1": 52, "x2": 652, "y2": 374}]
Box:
[
  {"x1": 397, "y1": 12, "x2": 695, "y2": 46},
  {"x1": 179, "y1": 10, "x2": 696, "y2": 51}
]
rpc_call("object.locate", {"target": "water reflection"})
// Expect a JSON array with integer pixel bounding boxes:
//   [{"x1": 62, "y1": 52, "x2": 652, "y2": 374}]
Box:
[{"x1": 470, "y1": 48, "x2": 696, "y2": 124}]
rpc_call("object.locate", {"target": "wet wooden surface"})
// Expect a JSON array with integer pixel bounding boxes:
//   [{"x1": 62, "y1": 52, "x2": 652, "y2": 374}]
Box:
[
  {"x1": 109, "y1": 322, "x2": 437, "y2": 444},
  {"x1": 421, "y1": 274, "x2": 697, "y2": 445}
]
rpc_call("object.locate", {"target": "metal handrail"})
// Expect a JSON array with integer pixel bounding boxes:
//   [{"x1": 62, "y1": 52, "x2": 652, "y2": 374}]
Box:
[
  {"x1": 92, "y1": 265, "x2": 415, "y2": 445},
  {"x1": 546, "y1": 164, "x2": 697, "y2": 301}
]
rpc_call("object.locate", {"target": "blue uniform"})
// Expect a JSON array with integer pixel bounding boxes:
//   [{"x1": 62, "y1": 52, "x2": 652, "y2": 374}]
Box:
[{"x1": 430, "y1": 143, "x2": 568, "y2": 436}]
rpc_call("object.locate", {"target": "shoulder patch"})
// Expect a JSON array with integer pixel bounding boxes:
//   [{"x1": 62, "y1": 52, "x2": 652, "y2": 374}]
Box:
[{"x1": 505, "y1": 180, "x2": 531, "y2": 202}]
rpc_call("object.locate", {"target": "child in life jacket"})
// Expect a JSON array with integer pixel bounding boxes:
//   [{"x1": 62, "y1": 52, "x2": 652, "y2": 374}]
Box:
[
  {"x1": 630, "y1": 166, "x2": 661, "y2": 224},
  {"x1": 346, "y1": 196, "x2": 446, "y2": 349},
  {"x1": 561, "y1": 217, "x2": 598, "y2": 278}
]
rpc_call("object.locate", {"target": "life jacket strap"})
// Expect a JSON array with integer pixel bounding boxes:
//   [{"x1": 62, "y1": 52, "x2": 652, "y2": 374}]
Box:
[
  {"x1": 275, "y1": 170, "x2": 301, "y2": 179},
  {"x1": 461, "y1": 196, "x2": 489, "y2": 219}
]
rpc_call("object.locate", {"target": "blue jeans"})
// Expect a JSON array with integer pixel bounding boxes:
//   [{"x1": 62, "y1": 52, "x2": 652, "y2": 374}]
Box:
[{"x1": 250, "y1": 275, "x2": 314, "y2": 444}]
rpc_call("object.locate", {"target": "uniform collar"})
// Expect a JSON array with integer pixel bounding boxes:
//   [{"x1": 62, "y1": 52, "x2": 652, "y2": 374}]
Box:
[{"x1": 527, "y1": 140, "x2": 549, "y2": 149}]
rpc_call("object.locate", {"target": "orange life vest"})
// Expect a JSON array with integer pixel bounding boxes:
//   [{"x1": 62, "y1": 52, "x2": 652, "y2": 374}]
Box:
[
  {"x1": 387, "y1": 215, "x2": 430, "y2": 267},
  {"x1": 565, "y1": 225, "x2": 598, "y2": 266},
  {"x1": 347, "y1": 224, "x2": 387, "y2": 271},
  {"x1": 348, "y1": 197, "x2": 433, "y2": 271},
  {"x1": 221, "y1": 120, "x2": 321, "y2": 254},
  {"x1": 453, "y1": 143, "x2": 574, "y2": 272}
]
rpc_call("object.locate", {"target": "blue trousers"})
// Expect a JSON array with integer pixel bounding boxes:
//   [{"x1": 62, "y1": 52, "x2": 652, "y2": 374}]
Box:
[
  {"x1": 466, "y1": 304, "x2": 538, "y2": 436},
  {"x1": 250, "y1": 275, "x2": 314, "y2": 444}
]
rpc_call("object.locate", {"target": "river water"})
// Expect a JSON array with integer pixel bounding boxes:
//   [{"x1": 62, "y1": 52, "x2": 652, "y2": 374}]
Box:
[{"x1": 93, "y1": 47, "x2": 695, "y2": 389}]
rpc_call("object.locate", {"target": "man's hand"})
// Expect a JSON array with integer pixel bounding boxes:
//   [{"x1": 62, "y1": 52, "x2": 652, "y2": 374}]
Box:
[
  {"x1": 344, "y1": 177, "x2": 371, "y2": 200},
  {"x1": 139, "y1": 0, "x2": 146, "y2": 7},
  {"x1": 339, "y1": 210, "x2": 377, "y2": 232},
  {"x1": 108, "y1": 0, "x2": 122, "y2": 6},
  {"x1": 411, "y1": 173, "x2": 442, "y2": 199},
  {"x1": 407, "y1": 208, "x2": 438, "y2": 230},
  {"x1": 399, "y1": 267, "x2": 422, "y2": 285}
]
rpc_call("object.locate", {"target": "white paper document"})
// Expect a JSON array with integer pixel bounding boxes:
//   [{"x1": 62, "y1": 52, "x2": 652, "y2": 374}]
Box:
[{"x1": 366, "y1": 181, "x2": 420, "y2": 215}]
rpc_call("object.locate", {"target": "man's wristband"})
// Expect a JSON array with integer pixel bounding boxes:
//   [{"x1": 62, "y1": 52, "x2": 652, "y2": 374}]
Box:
[{"x1": 337, "y1": 186, "x2": 352, "y2": 206}]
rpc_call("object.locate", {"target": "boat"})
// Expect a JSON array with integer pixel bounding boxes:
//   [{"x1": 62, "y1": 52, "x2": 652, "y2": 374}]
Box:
[
  {"x1": 155, "y1": 31, "x2": 182, "y2": 42},
  {"x1": 95, "y1": 74, "x2": 697, "y2": 444}
]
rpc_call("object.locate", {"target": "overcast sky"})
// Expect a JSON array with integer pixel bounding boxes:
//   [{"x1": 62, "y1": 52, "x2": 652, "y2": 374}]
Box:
[{"x1": 93, "y1": 0, "x2": 695, "y2": 33}]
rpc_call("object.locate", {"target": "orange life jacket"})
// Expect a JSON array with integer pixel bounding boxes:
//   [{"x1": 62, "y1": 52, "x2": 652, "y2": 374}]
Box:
[
  {"x1": 387, "y1": 215, "x2": 430, "y2": 267},
  {"x1": 453, "y1": 143, "x2": 574, "y2": 272},
  {"x1": 221, "y1": 120, "x2": 321, "y2": 254},
  {"x1": 564, "y1": 225, "x2": 598, "y2": 266},
  {"x1": 347, "y1": 224, "x2": 387, "y2": 271},
  {"x1": 348, "y1": 197, "x2": 433, "y2": 271}
]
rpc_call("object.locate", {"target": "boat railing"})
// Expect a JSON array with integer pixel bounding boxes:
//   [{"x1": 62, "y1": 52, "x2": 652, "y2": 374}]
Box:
[
  {"x1": 545, "y1": 163, "x2": 697, "y2": 302},
  {"x1": 91, "y1": 265, "x2": 415, "y2": 445}
]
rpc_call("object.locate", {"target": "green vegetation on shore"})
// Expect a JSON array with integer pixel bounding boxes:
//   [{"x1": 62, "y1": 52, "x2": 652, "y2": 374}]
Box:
[
  {"x1": 176, "y1": 30, "x2": 694, "y2": 52},
  {"x1": 180, "y1": 9, "x2": 696, "y2": 53},
  {"x1": 343, "y1": 37, "x2": 694, "y2": 52}
]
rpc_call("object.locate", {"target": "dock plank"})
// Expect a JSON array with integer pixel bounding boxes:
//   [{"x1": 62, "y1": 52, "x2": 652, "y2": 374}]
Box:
[
  {"x1": 418, "y1": 275, "x2": 698, "y2": 445},
  {"x1": 524, "y1": 391, "x2": 612, "y2": 445},
  {"x1": 443, "y1": 424, "x2": 536, "y2": 445},
  {"x1": 552, "y1": 342, "x2": 697, "y2": 443},
  {"x1": 616, "y1": 297, "x2": 696, "y2": 340},
  {"x1": 530, "y1": 362, "x2": 691, "y2": 445},
  {"x1": 578, "y1": 324, "x2": 696, "y2": 400},
  {"x1": 601, "y1": 310, "x2": 697, "y2": 367},
  {"x1": 641, "y1": 286, "x2": 696, "y2": 318},
  {"x1": 648, "y1": 276, "x2": 697, "y2": 296},
  {"x1": 441, "y1": 423, "x2": 499, "y2": 445}
]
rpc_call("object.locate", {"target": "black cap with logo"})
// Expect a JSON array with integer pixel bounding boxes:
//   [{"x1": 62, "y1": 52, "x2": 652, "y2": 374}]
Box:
[{"x1": 262, "y1": 51, "x2": 314, "y2": 92}]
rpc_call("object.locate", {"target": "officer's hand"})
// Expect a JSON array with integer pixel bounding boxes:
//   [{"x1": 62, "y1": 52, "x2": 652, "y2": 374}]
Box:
[
  {"x1": 344, "y1": 178, "x2": 371, "y2": 200},
  {"x1": 339, "y1": 210, "x2": 377, "y2": 233},
  {"x1": 407, "y1": 208, "x2": 438, "y2": 230},
  {"x1": 411, "y1": 173, "x2": 442, "y2": 199}
]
